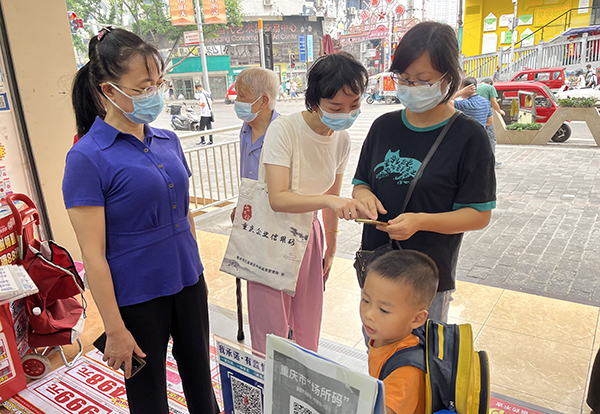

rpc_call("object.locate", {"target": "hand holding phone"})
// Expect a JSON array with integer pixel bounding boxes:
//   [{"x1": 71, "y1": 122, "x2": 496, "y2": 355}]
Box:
[
  {"x1": 93, "y1": 332, "x2": 146, "y2": 378},
  {"x1": 356, "y1": 218, "x2": 389, "y2": 226}
]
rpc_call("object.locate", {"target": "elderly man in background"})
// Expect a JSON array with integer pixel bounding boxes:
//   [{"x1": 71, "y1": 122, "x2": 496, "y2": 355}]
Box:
[{"x1": 230, "y1": 67, "x2": 280, "y2": 338}]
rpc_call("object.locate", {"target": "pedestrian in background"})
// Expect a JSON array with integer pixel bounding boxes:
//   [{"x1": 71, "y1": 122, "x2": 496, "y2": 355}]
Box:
[
  {"x1": 353, "y1": 21, "x2": 496, "y2": 324},
  {"x1": 477, "y1": 78, "x2": 505, "y2": 166},
  {"x1": 493, "y1": 65, "x2": 502, "y2": 82},
  {"x1": 195, "y1": 84, "x2": 213, "y2": 145},
  {"x1": 63, "y1": 27, "x2": 218, "y2": 414}
]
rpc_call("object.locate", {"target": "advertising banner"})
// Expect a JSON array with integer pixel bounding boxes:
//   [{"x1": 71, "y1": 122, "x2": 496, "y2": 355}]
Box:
[
  {"x1": 169, "y1": 0, "x2": 195, "y2": 26},
  {"x1": 203, "y1": 0, "x2": 227, "y2": 25}
]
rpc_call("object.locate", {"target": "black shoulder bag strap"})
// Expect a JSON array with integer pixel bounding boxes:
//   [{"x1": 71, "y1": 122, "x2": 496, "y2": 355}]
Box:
[
  {"x1": 203, "y1": 92, "x2": 212, "y2": 113},
  {"x1": 399, "y1": 111, "x2": 460, "y2": 215}
]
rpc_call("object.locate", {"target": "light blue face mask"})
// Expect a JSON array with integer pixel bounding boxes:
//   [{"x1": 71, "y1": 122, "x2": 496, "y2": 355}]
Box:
[
  {"x1": 318, "y1": 105, "x2": 361, "y2": 131},
  {"x1": 105, "y1": 82, "x2": 164, "y2": 124},
  {"x1": 396, "y1": 80, "x2": 444, "y2": 113},
  {"x1": 234, "y1": 95, "x2": 263, "y2": 122}
]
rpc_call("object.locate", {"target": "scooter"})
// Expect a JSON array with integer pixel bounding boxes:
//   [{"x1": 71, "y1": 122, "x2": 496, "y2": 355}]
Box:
[{"x1": 170, "y1": 102, "x2": 200, "y2": 131}]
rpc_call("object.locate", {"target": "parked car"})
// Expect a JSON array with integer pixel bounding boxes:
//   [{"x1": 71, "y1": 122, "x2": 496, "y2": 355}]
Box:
[
  {"x1": 493, "y1": 81, "x2": 572, "y2": 142},
  {"x1": 225, "y1": 83, "x2": 236, "y2": 104},
  {"x1": 510, "y1": 67, "x2": 566, "y2": 93}
]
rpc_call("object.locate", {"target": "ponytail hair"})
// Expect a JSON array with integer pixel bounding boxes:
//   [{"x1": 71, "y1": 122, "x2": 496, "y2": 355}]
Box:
[{"x1": 71, "y1": 27, "x2": 165, "y2": 138}]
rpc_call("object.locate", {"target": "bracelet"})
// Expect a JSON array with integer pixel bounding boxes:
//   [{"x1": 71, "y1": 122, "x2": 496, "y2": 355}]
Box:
[{"x1": 325, "y1": 230, "x2": 339, "y2": 234}]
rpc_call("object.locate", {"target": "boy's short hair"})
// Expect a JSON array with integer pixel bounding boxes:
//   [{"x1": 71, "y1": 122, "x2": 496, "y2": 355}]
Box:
[
  {"x1": 366, "y1": 250, "x2": 439, "y2": 309},
  {"x1": 482, "y1": 78, "x2": 493, "y2": 85},
  {"x1": 462, "y1": 76, "x2": 477, "y2": 88}
]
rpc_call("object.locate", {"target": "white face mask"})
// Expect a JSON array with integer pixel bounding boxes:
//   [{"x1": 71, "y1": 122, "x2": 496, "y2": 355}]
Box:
[{"x1": 396, "y1": 79, "x2": 446, "y2": 113}]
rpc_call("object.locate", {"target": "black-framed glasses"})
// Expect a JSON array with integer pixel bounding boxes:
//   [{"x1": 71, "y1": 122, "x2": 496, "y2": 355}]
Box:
[
  {"x1": 391, "y1": 72, "x2": 447, "y2": 87},
  {"x1": 113, "y1": 81, "x2": 168, "y2": 98}
]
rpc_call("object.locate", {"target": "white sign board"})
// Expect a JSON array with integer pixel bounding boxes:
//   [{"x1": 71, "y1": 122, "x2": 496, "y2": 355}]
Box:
[
  {"x1": 499, "y1": 14, "x2": 514, "y2": 28},
  {"x1": 483, "y1": 13, "x2": 497, "y2": 32},
  {"x1": 183, "y1": 30, "x2": 200, "y2": 46},
  {"x1": 520, "y1": 28, "x2": 535, "y2": 47},
  {"x1": 482, "y1": 33, "x2": 498, "y2": 54}
]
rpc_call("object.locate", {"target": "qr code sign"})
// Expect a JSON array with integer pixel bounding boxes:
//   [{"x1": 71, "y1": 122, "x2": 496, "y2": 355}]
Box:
[
  {"x1": 290, "y1": 395, "x2": 319, "y2": 414},
  {"x1": 230, "y1": 375, "x2": 262, "y2": 414}
]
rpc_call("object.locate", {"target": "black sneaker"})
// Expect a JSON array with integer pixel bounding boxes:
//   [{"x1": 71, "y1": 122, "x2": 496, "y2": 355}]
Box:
[{"x1": 197, "y1": 140, "x2": 206, "y2": 145}]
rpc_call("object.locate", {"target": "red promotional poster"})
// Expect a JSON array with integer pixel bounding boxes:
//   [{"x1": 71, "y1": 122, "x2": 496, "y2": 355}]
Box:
[{"x1": 0, "y1": 306, "x2": 26, "y2": 402}]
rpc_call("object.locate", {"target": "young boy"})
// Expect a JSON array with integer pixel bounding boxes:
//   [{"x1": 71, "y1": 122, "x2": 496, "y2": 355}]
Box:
[{"x1": 360, "y1": 250, "x2": 439, "y2": 414}]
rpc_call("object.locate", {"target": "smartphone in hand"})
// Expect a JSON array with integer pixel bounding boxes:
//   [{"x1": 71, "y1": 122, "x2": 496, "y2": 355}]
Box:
[
  {"x1": 93, "y1": 332, "x2": 146, "y2": 378},
  {"x1": 355, "y1": 218, "x2": 389, "y2": 226}
]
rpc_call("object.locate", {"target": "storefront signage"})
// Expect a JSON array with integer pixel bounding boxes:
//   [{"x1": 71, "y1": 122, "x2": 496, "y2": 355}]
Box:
[
  {"x1": 204, "y1": 19, "x2": 321, "y2": 46},
  {"x1": 307, "y1": 34, "x2": 313, "y2": 62},
  {"x1": 299, "y1": 35, "x2": 306, "y2": 62}
]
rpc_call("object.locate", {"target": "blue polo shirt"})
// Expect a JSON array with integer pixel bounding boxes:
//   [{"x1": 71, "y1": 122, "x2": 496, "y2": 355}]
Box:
[
  {"x1": 62, "y1": 117, "x2": 203, "y2": 307},
  {"x1": 239, "y1": 109, "x2": 279, "y2": 180},
  {"x1": 453, "y1": 95, "x2": 493, "y2": 127}
]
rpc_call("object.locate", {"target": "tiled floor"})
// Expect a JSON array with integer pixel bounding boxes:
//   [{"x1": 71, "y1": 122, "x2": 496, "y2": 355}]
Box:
[{"x1": 197, "y1": 230, "x2": 599, "y2": 414}]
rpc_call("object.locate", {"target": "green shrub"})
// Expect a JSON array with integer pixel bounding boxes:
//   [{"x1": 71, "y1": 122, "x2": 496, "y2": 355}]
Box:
[
  {"x1": 557, "y1": 96, "x2": 598, "y2": 107},
  {"x1": 506, "y1": 122, "x2": 543, "y2": 131}
]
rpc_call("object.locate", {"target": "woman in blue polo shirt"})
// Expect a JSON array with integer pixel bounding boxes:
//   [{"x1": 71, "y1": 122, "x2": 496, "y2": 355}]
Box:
[{"x1": 62, "y1": 27, "x2": 218, "y2": 413}]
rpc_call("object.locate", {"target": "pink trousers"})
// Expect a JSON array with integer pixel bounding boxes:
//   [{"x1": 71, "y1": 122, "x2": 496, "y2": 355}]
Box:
[{"x1": 247, "y1": 213, "x2": 324, "y2": 354}]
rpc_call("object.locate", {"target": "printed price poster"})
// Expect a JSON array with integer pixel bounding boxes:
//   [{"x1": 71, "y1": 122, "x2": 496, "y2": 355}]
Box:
[
  {"x1": 216, "y1": 336, "x2": 265, "y2": 414},
  {"x1": 264, "y1": 335, "x2": 383, "y2": 414},
  {"x1": 489, "y1": 396, "x2": 548, "y2": 414},
  {"x1": 2, "y1": 338, "x2": 223, "y2": 414}
]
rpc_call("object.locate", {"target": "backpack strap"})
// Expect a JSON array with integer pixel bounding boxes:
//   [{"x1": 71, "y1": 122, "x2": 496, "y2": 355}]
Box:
[{"x1": 378, "y1": 337, "x2": 426, "y2": 381}]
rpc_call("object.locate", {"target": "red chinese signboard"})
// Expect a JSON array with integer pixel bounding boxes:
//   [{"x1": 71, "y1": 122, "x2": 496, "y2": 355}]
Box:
[
  {"x1": 169, "y1": 0, "x2": 195, "y2": 26},
  {"x1": 203, "y1": 0, "x2": 227, "y2": 24}
]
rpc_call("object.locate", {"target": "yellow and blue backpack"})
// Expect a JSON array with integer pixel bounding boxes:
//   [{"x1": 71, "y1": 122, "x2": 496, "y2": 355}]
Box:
[{"x1": 378, "y1": 319, "x2": 490, "y2": 414}]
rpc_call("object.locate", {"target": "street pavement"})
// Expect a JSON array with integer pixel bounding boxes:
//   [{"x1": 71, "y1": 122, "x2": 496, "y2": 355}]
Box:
[{"x1": 153, "y1": 97, "x2": 600, "y2": 306}]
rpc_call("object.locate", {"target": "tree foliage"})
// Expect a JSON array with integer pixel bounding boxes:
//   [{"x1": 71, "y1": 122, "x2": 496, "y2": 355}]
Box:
[{"x1": 65, "y1": 0, "x2": 243, "y2": 63}]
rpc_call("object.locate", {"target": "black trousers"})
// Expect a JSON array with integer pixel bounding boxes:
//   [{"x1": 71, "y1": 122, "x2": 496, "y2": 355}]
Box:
[
  {"x1": 119, "y1": 277, "x2": 218, "y2": 414},
  {"x1": 199, "y1": 116, "x2": 213, "y2": 141},
  {"x1": 589, "y1": 349, "x2": 600, "y2": 412}
]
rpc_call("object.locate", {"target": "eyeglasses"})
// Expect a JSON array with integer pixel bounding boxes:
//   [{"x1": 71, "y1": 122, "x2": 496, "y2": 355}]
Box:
[
  {"x1": 391, "y1": 73, "x2": 447, "y2": 87},
  {"x1": 112, "y1": 81, "x2": 168, "y2": 98}
]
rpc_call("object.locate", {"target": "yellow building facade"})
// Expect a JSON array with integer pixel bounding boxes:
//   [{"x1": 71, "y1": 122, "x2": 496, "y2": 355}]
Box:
[{"x1": 462, "y1": 0, "x2": 593, "y2": 57}]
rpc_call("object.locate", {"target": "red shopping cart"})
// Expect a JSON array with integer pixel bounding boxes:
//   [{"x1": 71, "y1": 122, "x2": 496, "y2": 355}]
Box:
[{"x1": 6, "y1": 193, "x2": 86, "y2": 380}]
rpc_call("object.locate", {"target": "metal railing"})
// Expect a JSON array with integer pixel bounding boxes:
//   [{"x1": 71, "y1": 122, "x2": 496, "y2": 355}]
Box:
[
  {"x1": 463, "y1": 34, "x2": 600, "y2": 80},
  {"x1": 179, "y1": 125, "x2": 243, "y2": 216}
]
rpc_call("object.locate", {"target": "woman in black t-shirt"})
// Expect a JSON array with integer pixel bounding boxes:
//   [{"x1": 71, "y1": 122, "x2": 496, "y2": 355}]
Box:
[{"x1": 352, "y1": 22, "x2": 497, "y2": 322}]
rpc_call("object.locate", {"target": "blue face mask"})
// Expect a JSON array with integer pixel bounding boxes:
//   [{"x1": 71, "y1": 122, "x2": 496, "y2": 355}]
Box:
[
  {"x1": 318, "y1": 105, "x2": 361, "y2": 131},
  {"x1": 234, "y1": 96, "x2": 263, "y2": 122},
  {"x1": 105, "y1": 83, "x2": 164, "y2": 124}
]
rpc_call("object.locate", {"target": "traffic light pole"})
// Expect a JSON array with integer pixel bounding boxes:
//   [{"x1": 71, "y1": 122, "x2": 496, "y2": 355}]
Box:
[{"x1": 193, "y1": 0, "x2": 211, "y2": 94}]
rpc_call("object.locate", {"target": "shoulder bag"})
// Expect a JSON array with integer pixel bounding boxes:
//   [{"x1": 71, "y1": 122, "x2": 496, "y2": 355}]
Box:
[{"x1": 353, "y1": 112, "x2": 460, "y2": 288}]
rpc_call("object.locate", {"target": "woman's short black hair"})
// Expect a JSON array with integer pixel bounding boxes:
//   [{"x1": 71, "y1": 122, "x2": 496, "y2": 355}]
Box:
[
  {"x1": 305, "y1": 52, "x2": 368, "y2": 112},
  {"x1": 390, "y1": 22, "x2": 461, "y2": 106}
]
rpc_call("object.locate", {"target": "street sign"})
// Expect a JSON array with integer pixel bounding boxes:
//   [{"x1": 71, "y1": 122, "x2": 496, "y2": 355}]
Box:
[
  {"x1": 264, "y1": 31, "x2": 274, "y2": 70},
  {"x1": 183, "y1": 31, "x2": 200, "y2": 46},
  {"x1": 307, "y1": 34, "x2": 314, "y2": 62},
  {"x1": 299, "y1": 35, "x2": 306, "y2": 62}
]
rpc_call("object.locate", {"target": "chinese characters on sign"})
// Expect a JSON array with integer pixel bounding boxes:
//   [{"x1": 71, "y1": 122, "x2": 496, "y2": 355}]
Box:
[
  {"x1": 203, "y1": 0, "x2": 227, "y2": 24},
  {"x1": 169, "y1": 0, "x2": 195, "y2": 26},
  {"x1": 204, "y1": 19, "x2": 322, "y2": 46}
]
